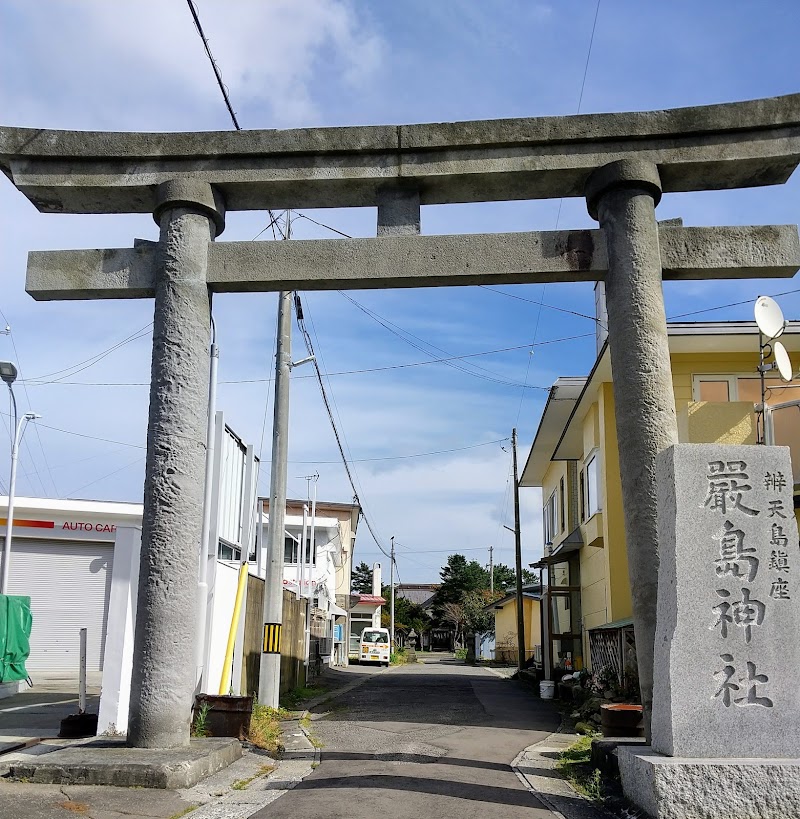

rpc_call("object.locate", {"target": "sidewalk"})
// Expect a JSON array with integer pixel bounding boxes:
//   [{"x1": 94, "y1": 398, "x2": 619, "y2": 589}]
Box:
[{"x1": 0, "y1": 677, "x2": 322, "y2": 819}]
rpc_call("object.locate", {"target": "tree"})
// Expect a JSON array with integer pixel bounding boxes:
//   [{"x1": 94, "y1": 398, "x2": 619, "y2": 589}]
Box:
[
  {"x1": 381, "y1": 595, "x2": 430, "y2": 637},
  {"x1": 492, "y1": 563, "x2": 537, "y2": 593},
  {"x1": 463, "y1": 589, "x2": 496, "y2": 636},
  {"x1": 351, "y1": 561, "x2": 374, "y2": 594},
  {"x1": 435, "y1": 554, "x2": 487, "y2": 610},
  {"x1": 441, "y1": 602, "x2": 466, "y2": 648}
]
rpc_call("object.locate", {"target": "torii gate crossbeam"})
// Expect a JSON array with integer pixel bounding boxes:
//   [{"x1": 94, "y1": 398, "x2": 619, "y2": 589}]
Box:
[{"x1": 1, "y1": 93, "x2": 798, "y2": 750}]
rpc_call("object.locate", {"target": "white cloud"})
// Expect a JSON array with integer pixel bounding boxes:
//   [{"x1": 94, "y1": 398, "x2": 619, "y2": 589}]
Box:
[{"x1": 0, "y1": 0, "x2": 385, "y2": 128}]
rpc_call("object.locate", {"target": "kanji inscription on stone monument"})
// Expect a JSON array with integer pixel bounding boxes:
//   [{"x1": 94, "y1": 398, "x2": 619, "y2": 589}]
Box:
[{"x1": 652, "y1": 444, "x2": 800, "y2": 758}]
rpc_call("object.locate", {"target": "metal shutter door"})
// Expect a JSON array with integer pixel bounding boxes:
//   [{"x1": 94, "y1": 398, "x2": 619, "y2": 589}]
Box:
[{"x1": 7, "y1": 540, "x2": 114, "y2": 673}]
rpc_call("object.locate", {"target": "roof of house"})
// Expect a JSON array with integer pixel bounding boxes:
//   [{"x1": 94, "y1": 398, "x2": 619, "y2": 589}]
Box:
[
  {"x1": 487, "y1": 585, "x2": 543, "y2": 610},
  {"x1": 521, "y1": 320, "x2": 800, "y2": 488},
  {"x1": 396, "y1": 584, "x2": 438, "y2": 606},
  {"x1": 351, "y1": 594, "x2": 386, "y2": 606}
]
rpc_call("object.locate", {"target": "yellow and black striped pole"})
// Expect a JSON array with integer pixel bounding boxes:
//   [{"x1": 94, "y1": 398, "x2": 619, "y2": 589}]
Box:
[{"x1": 263, "y1": 623, "x2": 282, "y2": 654}]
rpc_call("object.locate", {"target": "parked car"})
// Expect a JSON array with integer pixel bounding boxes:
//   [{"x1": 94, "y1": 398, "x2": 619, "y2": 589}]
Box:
[{"x1": 359, "y1": 627, "x2": 391, "y2": 666}]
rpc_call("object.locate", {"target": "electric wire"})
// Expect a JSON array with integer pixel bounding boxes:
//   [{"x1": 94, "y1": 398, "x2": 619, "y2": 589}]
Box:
[
  {"x1": 19, "y1": 332, "x2": 594, "y2": 389},
  {"x1": 185, "y1": 0, "x2": 241, "y2": 129},
  {"x1": 64, "y1": 455, "x2": 147, "y2": 498},
  {"x1": 339, "y1": 291, "x2": 549, "y2": 389},
  {"x1": 288, "y1": 437, "x2": 509, "y2": 464},
  {"x1": 293, "y1": 293, "x2": 391, "y2": 560},
  {"x1": 25, "y1": 323, "x2": 153, "y2": 383},
  {"x1": 0, "y1": 307, "x2": 57, "y2": 497},
  {"x1": 514, "y1": 0, "x2": 601, "y2": 432}
]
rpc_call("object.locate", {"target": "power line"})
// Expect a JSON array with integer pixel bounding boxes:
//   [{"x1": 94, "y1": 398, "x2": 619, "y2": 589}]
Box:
[
  {"x1": 287, "y1": 437, "x2": 509, "y2": 464},
  {"x1": 0, "y1": 307, "x2": 57, "y2": 497},
  {"x1": 19, "y1": 331, "x2": 595, "y2": 389},
  {"x1": 24, "y1": 323, "x2": 152, "y2": 383},
  {"x1": 185, "y1": 0, "x2": 241, "y2": 129},
  {"x1": 339, "y1": 291, "x2": 550, "y2": 389},
  {"x1": 64, "y1": 455, "x2": 147, "y2": 498},
  {"x1": 478, "y1": 286, "x2": 602, "y2": 325},
  {"x1": 294, "y1": 212, "x2": 353, "y2": 239},
  {"x1": 667, "y1": 287, "x2": 800, "y2": 321},
  {"x1": 294, "y1": 293, "x2": 391, "y2": 560},
  {"x1": 513, "y1": 0, "x2": 602, "y2": 431}
]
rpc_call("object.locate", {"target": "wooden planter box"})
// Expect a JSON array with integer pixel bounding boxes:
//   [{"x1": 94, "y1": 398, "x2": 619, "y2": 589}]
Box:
[
  {"x1": 194, "y1": 694, "x2": 253, "y2": 740},
  {"x1": 600, "y1": 703, "x2": 644, "y2": 738}
]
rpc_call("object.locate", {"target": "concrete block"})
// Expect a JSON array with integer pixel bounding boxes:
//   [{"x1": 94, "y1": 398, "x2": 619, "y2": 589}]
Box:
[
  {"x1": 618, "y1": 746, "x2": 800, "y2": 819},
  {"x1": 653, "y1": 444, "x2": 800, "y2": 758},
  {"x1": 9, "y1": 737, "x2": 242, "y2": 788}
]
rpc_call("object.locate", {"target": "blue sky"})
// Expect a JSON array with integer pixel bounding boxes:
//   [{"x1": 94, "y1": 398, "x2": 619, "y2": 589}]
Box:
[{"x1": 0, "y1": 0, "x2": 798, "y2": 582}]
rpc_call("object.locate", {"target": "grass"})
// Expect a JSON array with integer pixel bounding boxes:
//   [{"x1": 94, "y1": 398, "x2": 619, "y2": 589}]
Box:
[
  {"x1": 231, "y1": 764, "x2": 275, "y2": 790},
  {"x1": 390, "y1": 647, "x2": 408, "y2": 665},
  {"x1": 556, "y1": 735, "x2": 604, "y2": 803},
  {"x1": 190, "y1": 702, "x2": 211, "y2": 738},
  {"x1": 246, "y1": 703, "x2": 289, "y2": 753},
  {"x1": 280, "y1": 683, "x2": 328, "y2": 710},
  {"x1": 299, "y1": 714, "x2": 324, "y2": 748},
  {"x1": 167, "y1": 808, "x2": 197, "y2": 819}
]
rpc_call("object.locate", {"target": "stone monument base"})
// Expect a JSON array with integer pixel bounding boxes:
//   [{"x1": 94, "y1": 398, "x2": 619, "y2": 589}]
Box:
[
  {"x1": 9, "y1": 737, "x2": 242, "y2": 788},
  {"x1": 618, "y1": 746, "x2": 800, "y2": 819}
]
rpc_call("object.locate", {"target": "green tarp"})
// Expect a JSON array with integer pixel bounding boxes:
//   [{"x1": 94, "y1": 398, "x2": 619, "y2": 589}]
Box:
[{"x1": 0, "y1": 594, "x2": 32, "y2": 682}]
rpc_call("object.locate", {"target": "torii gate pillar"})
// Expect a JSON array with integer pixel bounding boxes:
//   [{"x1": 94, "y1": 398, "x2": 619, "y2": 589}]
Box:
[
  {"x1": 128, "y1": 181, "x2": 224, "y2": 749},
  {"x1": 587, "y1": 160, "x2": 678, "y2": 740}
]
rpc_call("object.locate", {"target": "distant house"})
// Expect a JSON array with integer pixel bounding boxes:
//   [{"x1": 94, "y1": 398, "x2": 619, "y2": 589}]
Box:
[
  {"x1": 487, "y1": 584, "x2": 542, "y2": 665},
  {"x1": 396, "y1": 583, "x2": 438, "y2": 607},
  {"x1": 395, "y1": 583, "x2": 439, "y2": 650}
]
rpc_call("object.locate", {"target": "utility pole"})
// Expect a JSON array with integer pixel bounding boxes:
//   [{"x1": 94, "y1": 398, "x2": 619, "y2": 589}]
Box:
[
  {"x1": 258, "y1": 290, "x2": 292, "y2": 707},
  {"x1": 390, "y1": 536, "x2": 395, "y2": 650},
  {"x1": 489, "y1": 544, "x2": 494, "y2": 595},
  {"x1": 512, "y1": 428, "x2": 526, "y2": 673}
]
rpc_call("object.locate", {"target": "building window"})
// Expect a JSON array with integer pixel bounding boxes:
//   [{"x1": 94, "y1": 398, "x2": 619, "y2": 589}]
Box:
[
  {"x1": 584, "y1": 452, "x2": 600, "y2": 519},
  {"x1": 543, "y1": 490, "x2": 558, "y2": 545},
  {"x1": 218, "y1": 540, "x2": 241, "y2": 561},
  {"x1": 559, "y1": 477, "x2": 566, "y2": 533},
  {"x1": 692, "y1": 374, "x2": 793, "y2": 405},
  {"x1": 579, "y1": 470, "x2": 585, "y2": 523},
  {"x1": 284, "y1": 536, "x2": 316, "y2": 565}
]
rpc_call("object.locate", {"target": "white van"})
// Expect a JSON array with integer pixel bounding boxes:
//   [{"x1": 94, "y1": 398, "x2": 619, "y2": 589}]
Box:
[{"x1": 359, "y1": 627, "x2": 391, "y2": 666}]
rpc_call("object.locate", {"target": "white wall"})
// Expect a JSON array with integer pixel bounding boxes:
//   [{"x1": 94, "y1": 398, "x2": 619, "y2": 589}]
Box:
[{"x1": 206, "y1": 561, "x2": 241, "y2": 695}]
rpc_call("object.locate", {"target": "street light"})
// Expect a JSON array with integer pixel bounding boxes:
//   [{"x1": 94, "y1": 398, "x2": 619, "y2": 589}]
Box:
[{"x1": 1, "y1": 360, "x2": 40, "y2": 595}]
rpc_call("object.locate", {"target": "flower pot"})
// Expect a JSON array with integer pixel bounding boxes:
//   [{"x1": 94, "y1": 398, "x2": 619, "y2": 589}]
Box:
[{"x1": 600, "y1": 703, "x2": 644, "y2": 737}]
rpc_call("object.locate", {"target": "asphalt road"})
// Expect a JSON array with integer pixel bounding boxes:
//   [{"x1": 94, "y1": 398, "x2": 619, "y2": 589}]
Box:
[{"x1": 254, "y1": 658, "x2": 562, "y2": 819}]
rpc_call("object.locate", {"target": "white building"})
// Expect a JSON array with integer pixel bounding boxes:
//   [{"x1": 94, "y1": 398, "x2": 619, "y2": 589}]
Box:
[
  {"x1": 0, "y1": 496, "x2": 141, "y2": 680},
  {"x1": 258, "y1": 497, "x2": 360, "y2": 667}
]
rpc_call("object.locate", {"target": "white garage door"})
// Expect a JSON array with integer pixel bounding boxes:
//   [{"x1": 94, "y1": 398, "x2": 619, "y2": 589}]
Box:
[{"x1": 7, "y1": 539, "x2": 114, "y2": 673}]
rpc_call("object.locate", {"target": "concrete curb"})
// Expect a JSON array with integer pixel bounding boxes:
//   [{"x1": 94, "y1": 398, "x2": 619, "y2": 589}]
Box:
[
  {"x1": 183, "y1": 719, "x2": 319, "y2": 819},
  {"x1": 512, "y1": 728, "x2": 611, "y2": 819}
]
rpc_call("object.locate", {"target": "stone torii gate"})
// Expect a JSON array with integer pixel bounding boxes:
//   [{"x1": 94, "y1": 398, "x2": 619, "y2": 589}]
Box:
[{"x1": 2, "y1": 94, "x2": 799, "y2": 749}]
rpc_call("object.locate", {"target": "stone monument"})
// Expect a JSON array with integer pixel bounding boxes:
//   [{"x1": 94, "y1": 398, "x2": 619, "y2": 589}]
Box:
[{"x1": 619, "y1": 443, "x2": 800, "y2": 818}]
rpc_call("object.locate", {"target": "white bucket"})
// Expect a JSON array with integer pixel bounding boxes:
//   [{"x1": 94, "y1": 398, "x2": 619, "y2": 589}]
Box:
[{"x1": 540, "y1": 680, "x2": 555, "y2": 699}]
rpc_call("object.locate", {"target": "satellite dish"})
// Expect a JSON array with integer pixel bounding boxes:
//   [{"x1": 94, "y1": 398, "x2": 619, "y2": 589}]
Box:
[
  {"x1": 773, "y1": 341, "x2": 794, "y2": 383},
  {"x1": 754, "y1": 295, "x2": 786, "y2": 340}
]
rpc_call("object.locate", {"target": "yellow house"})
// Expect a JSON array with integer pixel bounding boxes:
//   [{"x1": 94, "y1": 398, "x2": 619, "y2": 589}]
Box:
[
  {"x1": 521, "y1": 319, "x2": 800, "y2": 682},
  {"x1": 489, "y1": 585, "x2": 542, "y2": 665}
]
